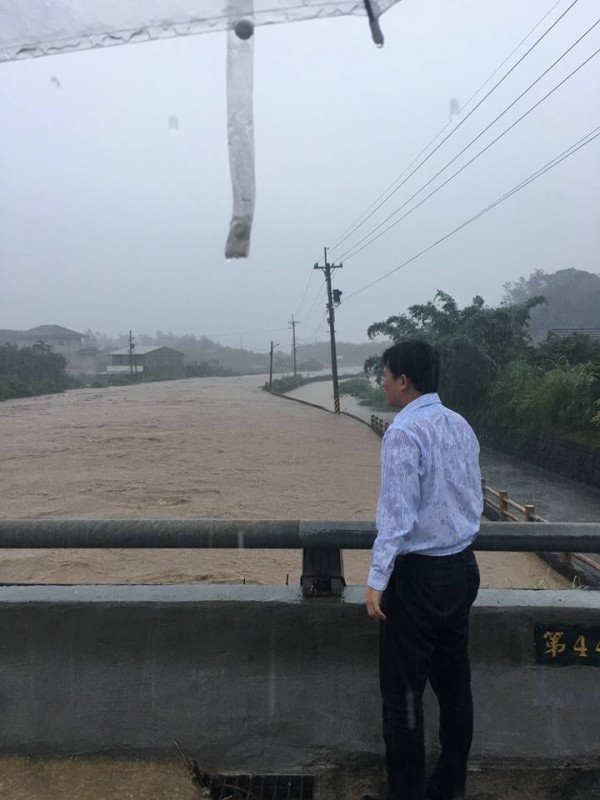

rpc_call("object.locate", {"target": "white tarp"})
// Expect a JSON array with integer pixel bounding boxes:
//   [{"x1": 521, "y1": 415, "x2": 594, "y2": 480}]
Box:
[
  {"x1": 0, "y1": 1, "x2": 400, "y2": 61},
  {"x1": 0, "y1": 0, "x2": 401, "y2": 258}
]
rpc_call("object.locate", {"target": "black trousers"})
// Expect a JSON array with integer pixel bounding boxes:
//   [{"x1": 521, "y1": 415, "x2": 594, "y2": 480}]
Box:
[{"x1": 379, "y1": 547, "x2": 480, "y2": 800}]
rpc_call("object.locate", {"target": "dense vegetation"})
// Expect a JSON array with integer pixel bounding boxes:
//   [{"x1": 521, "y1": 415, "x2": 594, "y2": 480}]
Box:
[
  {"x1": 338, "y1": 377, "x2": 389, "y2": 412},
  {"x1": 0, "y1": 342, "x2": 74, "y2": 400},
  {"x1": 264, "y1": 374, "x2": 308, "y2": 393},
  {"x1": 264, "y1": 372, "x2": 367, "y2": 395},
  {"x1": 363, "y1": 281, "x2": 600, "y2": 443}
]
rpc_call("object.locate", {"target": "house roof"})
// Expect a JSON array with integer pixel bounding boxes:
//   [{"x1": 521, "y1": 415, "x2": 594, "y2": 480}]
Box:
[
  {"x1": 0, "y1": 325, "x2": 84, "y2": 339},
  {"x1": 24, "y1": 324, "x2": 84, "y2": 338},
  {"x1": 108, "y1": 345, "x2": 183, "y2": 356}
]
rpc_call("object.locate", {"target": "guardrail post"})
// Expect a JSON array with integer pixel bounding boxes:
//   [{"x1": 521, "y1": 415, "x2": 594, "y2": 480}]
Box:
[
  {"x1": 525, "y1": 504, "x2": 535, "y2": 522},
  {"x1": 370, "y1": 415, "x2": 389, "y2": 438},
  {"x1": 498, "y1": 490, "x2": 509, "y2": 521},
  {"x1": 301, "y1": 548, "x2": 346, "y2": 598}
]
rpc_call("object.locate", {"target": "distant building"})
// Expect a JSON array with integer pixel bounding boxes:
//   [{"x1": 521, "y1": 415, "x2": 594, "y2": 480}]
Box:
[
  {"x1": 0, "y1": 324, "x2": 97, "y2": 375},
  {"x1": 547, "y1": 328, "x2": 600, "y2": 343},
  {"x1": 107, "y1": 345, "x2": 184, "y2": 380}
]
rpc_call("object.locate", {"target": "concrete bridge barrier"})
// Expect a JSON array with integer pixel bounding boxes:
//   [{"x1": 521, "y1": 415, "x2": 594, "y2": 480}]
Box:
[{"x1": 1, "y1": 584, "x2": 599, "y2": 768}]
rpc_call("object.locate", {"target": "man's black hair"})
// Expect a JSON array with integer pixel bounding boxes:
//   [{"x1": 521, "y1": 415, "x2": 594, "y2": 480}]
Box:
[{"x1": 382, "y1": 340, "x2": 440, "y2": 393}]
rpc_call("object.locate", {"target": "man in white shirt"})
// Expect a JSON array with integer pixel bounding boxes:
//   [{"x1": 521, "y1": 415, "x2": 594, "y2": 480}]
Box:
[{"x1": 365, "y1": 340, "x2": 482, "y2": 800}]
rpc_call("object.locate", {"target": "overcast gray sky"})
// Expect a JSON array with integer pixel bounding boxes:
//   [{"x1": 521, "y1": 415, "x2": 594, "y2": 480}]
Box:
[{"x1": 1, "y1": 0, "x2": 598, "y2": 352}]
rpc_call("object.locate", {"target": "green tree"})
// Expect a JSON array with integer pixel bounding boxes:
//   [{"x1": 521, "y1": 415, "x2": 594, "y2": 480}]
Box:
[
  {"x1": 0, "y1": 342, "x2": 68, "y2": 400},
  {"x1": 532, "y1": 332, "x2": 600, "y2": 371},
  {"x1": 365, "y1": 290, "x2": 541, "y2": 419}
]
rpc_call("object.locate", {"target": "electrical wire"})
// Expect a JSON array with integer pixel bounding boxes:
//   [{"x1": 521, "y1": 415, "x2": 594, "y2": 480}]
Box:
[
  {"x1": 337, "y1": 39, "x2": 600, "y2": 262},
  {"x1": 301, "y1": 284, "x2": 328, "y2": 324},
  {"x1": 326, "y1": 0, "x2": 565, "y2": 254},
  {"x1": 293, "y1": 267, "x2": 316, "y2": 317},
  {"x1": 309, "y1": 311, "x2": 329, "y2": 340},
  {"x1": 326, "y1": 0, "x2": 581, "y2": 257},
  {"x1": 341, "y1": 124, "x2": 600, "y2": 303}
]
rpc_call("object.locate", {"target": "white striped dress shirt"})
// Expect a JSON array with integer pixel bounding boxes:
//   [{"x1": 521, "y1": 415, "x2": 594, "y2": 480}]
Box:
[{"x1": 368, "y1": 393, "x2": 483, "y2": 591}]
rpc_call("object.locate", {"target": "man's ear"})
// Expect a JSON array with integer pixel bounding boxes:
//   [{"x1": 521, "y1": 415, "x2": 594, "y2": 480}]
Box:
[{"x1": 399, "y1": 374, "x2": 412, "y2": 391}]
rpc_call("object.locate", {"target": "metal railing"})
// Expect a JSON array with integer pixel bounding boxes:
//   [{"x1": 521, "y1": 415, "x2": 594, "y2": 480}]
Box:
[{"x1": 1, "y1": 519, "x2": 599, "y2": 596}]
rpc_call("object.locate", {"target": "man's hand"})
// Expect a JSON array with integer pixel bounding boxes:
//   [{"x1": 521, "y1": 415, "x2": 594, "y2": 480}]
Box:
[{"x1": 365, "y1": 587, "x2": 386, "y2": 621}]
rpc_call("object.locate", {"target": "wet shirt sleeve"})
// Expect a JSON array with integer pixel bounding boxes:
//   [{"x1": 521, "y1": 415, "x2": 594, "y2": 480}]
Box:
[{"x1": 368, "y1": 427, "x2": 422, "y2": 591}]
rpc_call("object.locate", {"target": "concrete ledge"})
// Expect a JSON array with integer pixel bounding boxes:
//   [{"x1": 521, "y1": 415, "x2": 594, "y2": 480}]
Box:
[{"x1": 0, "y1": 587, "x2": 598, "y2": 767}]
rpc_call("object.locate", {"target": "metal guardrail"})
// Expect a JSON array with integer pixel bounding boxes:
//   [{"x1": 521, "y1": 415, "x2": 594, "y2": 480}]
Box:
[
  {"x1": 1, "y1": 519, "x2": 600, "y2": 551},
  {"x1": 1, "y1": 519, "x2": 600, "y2": 597}
]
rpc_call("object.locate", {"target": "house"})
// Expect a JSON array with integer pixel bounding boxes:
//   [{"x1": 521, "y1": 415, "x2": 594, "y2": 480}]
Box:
[
  {"x1": 0, "y1": 324, "x2": 97, "y2": 375},
  {"x1": 107, "y1": 345, "x2": 184, "y2": 380}
]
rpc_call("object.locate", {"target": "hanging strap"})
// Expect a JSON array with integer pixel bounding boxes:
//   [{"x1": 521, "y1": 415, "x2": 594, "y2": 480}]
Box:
[{"x1": 225, "y1": 4, "x2": 255, "y2": 259}]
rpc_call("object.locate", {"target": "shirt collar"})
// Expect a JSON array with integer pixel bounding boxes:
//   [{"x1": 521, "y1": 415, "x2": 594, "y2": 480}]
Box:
[{"x1": 397, "y1": 392, "x2": 441, "y2": 417}]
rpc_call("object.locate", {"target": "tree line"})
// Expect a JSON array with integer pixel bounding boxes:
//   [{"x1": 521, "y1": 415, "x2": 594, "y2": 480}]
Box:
[
  {"x1": 365, "y1": 273, "x2": 600, "y2": 442},
  {"x1": 0, "y1": 342, "x2": 72, "y2": 401},
  {"x1": 91, "y1": 331, "x2": 386, "y2": 373}
]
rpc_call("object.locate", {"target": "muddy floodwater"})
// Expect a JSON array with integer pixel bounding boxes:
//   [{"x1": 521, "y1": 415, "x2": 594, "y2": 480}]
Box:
[{"x1": 0, "y1": 375, "x2": 568, "y2": 589}]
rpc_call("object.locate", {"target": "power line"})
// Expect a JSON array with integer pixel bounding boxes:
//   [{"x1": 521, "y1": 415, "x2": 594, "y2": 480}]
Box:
[
  {"x1": 337, "y1": 38, "x2": 600, "y2": 262},
  {"x1": 342, "y1": 124, "x2": 600, "y2": 303},
  {"x1": 326, "y1": 0, "x2": 581, "y2": 257},
  {"x1": 301, "y1": 284, "x2": 328, "y2": 324},
  {"x1": 326, "y1": 0, "x2": 565, "y2": 255},
  {"x1": 293, "y1": 268, "x2": 316, "y2": 317},
  {"x1": 309, "y1": 311, "x2": 329, "y2": 340}
]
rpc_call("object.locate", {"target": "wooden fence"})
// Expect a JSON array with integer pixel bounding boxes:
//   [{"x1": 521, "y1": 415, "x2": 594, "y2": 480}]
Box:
[
  {"x1": 371, "y1": 415, "x2": 600, "y2": 582},
  {"x1": 481, "y1": 479, "x2": 541, "y2": 522}
]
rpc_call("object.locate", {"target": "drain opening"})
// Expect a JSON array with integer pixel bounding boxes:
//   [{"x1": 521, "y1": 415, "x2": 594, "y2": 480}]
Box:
[{"x1": 211, "y1": 774, "x2": 315, "y2": 800}]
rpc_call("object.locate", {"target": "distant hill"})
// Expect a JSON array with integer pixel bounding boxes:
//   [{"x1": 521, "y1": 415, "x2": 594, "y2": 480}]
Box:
[{"x1": 502, "y1": 268, "x2": 600, "y2": 340}]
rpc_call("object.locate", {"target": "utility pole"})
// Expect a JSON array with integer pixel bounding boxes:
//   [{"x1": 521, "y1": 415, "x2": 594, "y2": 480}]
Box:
[
  {"x1": 269, "y1": 340, "x2": 279, "y2": 390},
  {"x1": 128, "y1": 330, "x2": 135, "y2": 376},
  {"x1": 314, "y1": 247, "x2": 343, "y2": 413},
  {"x1": 288, "y1": 314, "x2": 299, "y2": 377}
]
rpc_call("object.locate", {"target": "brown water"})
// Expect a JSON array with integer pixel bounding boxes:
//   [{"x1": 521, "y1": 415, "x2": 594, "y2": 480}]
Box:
[{"x1": 0, "y1": 375, "x2": 567, "y2": 589}]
